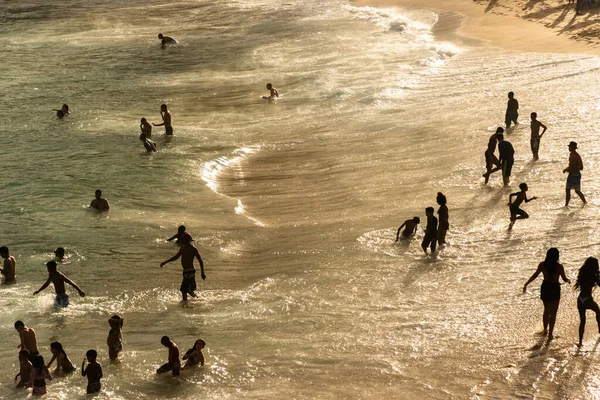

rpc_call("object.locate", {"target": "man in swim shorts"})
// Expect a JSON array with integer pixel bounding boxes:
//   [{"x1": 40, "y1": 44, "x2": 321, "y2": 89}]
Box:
[
  {"x1": 505, "y1": 91, "x2": 519, "y2": 130},
  {"x1": 530, "y1": 112, "x2": 547, "y2": 161},
  {"x1": 152, "y1": 104, "x2": 173, "y2": 135},
  {"x1": 160, "y1": 233, "x2": 206, "y2": 301},
  {"x1": 157, "y1": 336, "x2": 180, "y2": 376},
  {"x1": 421, "y1": 207, "x2": 438, "y2": 255},
  {"x1": 497, "y1": 133, "x2": 514, "y2": 187},
  {"x1": 483, "y1": 127, "x2": 503, "y2": 184},
  {"x1": 563, "y1": 141, "x2": 587, "y2": 206},
  {"x1": 508, "y1": 183, "x2": 537, "y2": 229},
  {"x1": 33, "y1": 261, "x2": 85, "y2": 307}
]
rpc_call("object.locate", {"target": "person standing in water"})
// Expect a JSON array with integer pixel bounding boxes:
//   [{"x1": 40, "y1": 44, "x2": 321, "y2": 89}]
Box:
[
  {"x1": 140, "y1": 118, "x2": 152, "y2": 138},
  {"x1": 33, "y1": 261, "x2": 85, "y2": 307},
  {"x1": 14, "y1": 321, "x2": 39, "y2": 360},
  {"x1": 436, "y1": 192, "x2": 449, "y2": 245},
  {"x1": 0, "y1": 246, "x2": 16, "y2": 282},
  {"x1": 483, "y1": 127, "x2": 503, "y2": 184},
  {"x1": 158, "y1": 33, "x2": 178, "y2": 48},
  {"x1": 508, "y1": 183, "x2": 537, "y2": 229},
  {"x1": 563, "y1": 141, "x2": 587, "y2": 206},
  {"x1": 82, "y1": 350, "x2": 103, "y2": 394},
  {"x1": 90, "y1": 189, "x2": 110, "y2": 211},
  {"x1": 421, "y1": 207, "x2": 438, "y2": 255},
  {"x1": 153, "y1": 104, "x2": 173, "y2": 135},
  {"x1": 157, "y1": 336, "x2": 181, "y2": 376},
  {"x1": 574, "y1": 257, "x2": 600, "y2": 347},
  {"x1": 523, "y1": 248, "x2": 570, "y2": 340},
  {"x1": 497, "y1": 133, "x2": 515, "y2": 187},
  {"x1": 263, "y1": 83, "x2": 279, "y2": 99},
  {"x1": 530, "y1": 112, "x2": 547, "y2": 161},
  {"x1": 160, "y1": 233, "x2": 206, "y2": 301},
  {"x1": 505, "y1": 91, "x2": 519, "y2": 130},
  {"x1": 167, "y1": 225, "x2": 187, "y2": 244}
]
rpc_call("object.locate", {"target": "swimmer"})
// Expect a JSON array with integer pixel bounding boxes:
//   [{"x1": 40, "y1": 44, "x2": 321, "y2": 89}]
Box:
[
  {"x1": 262, "y1": 83, "x2": 279, "y2": 99},
  {"x1": 82, "y1": 350, "x2": 103, "y2": 394},
  {"x1": 140, "y1": 133, "x2": 157, "y2": 153},
  {"x1": 160, "y1": 233, "x2": 206, "y2": 301},
  {"x1": 482, "y1": 127, "x2": 503, "y2": 184},
  {"x1": 574, "y1": 257, "x2": 600, "y2": 346},
  {"x1": 15, "y1": 349, "x2": 32, "y2": 389},
  {"x1": 140, "y1": 118, "x2": 153, "y2": 137},
  {"x1": 0, "y1": 246, "x2": 16, "y2": 282},
  {"x1": 182, "y1": 339, "x2": 205, "y2": 369},
  {"x1": 505, "y1": 91, "x2": 519, "y2": 130},
  {"x1": 395, "y1": 217, "x2": 420, "y2": 242},
  {"x1": 107, "y1": 315, "x2": 124, "y2": 360},
  {"x1": 54, "y1": 104, "x2": 69, "y2": 118},
  {"x1": 497, "y1": 133, "x2": 514, "y2": 187},
  {"x1": 47, "y1": 342, "x2": 76, "y2": 374},
  {"x1": 158, "y1": 33, "x2": 178, "y2": 48},
  {"x1": 54, "y1": 247, "x2": 65, "y2": 262},
  {"x1": 523, "y1": 248, "x2": 570, "y2": 340},
  {"x1": 563, "y1": 141, "x2": 587, "y2": 207},
  {"x1": 436, "y1": 192, "x2": 449, "y2": 245},
  {"x1": 508, "y1": 183, "x2": 537, "y2": 229},
  {"x1": 421, "y1": 207, "x2": 438, "y2": 255},
  {"x1": 28, "y1": 355, "x2": 52, "y2": 396},
  {"x1": 167, "y1": 225, "x2": 186, "y2": 244},
  {"x1": 156, "y1": 336, "x2": 181, "y2": 376},
  {"x1": 33, "y1": 261, "x2": 85, "y2": 307},
  {"x1": 152, "y1": 104, "x2": 173, "y2": 135},
  {"x1": 530, "y1": 112, "x2": 547, "y2": 161},
  {"x1": 90, "y1": 189, "x2": 110, "y2": 211},
  {"x1": 14, "y1": 321, "x2": 39, "y2": 360}
]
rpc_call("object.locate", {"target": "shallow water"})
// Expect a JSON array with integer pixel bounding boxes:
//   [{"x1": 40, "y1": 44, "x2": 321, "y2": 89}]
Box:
[{"x1": 2, "y1": 0, "x2": 600, "y2": 398}]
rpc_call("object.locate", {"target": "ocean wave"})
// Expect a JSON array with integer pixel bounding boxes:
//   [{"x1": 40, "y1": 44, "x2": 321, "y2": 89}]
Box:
[{"x1": 345, "y1": 5, "x2": 435, "y2": 37}]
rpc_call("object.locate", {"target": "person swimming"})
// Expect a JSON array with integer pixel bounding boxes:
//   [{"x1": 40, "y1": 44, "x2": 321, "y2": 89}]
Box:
[
  {"x1": 54, "y1": 104, "x2": 69, "y2": 119},
  {"x1": 158, "y1": 33, "x2": 178, "y2": 48}
]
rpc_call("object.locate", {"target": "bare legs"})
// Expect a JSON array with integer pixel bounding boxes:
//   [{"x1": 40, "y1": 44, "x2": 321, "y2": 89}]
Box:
[
  {"x1": 578, "y1": 300, "x2": 600, "y2": 346},
  {"x1": 565, "y1": 188, "x2": 587, "y2": 207},
  {"x1": 542, "y1": 300, "x2": 559, "y2": 339}
]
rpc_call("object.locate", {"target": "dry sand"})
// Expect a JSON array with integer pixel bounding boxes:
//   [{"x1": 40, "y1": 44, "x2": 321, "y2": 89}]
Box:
[{"x1": 352, "y1": 0, "x2": 600, "y2": 55}]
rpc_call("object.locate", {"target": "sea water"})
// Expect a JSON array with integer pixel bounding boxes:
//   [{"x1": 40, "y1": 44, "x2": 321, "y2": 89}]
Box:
[{"x1": 2, "y1": 0, "x2": 600, "y2": 398}]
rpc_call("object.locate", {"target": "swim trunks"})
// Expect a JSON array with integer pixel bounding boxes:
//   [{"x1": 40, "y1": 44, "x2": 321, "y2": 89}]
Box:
[
  {"x1": 157, "y1": 362, "x2": 181, "y2": 376},
  {"x1": 110, "y1": 344, "x2": 123, "y2": 352},
  {"x1": 505, "y1": 112, "x2": 518, "y2": 128},
  {"x1": 180, "y1": 270, "x2": 197, "y2": 294},
  {"x1": 166, "y1": 126, "x2": 173, "y2": 135},
  {"x1": 87, "y1": 382, "x2": 102, "y2": 394},
  {"x1": 509, "y1": 204, "x2": 525, "y2": 217},
  {"x1": 540, "y1": 281, "x2": 560, "y2": 302},
  {"x1": 501, "y1": 159, "x2": 514, "y2": 178},
  {"x1": 566, "y1": 173, "x2": 581, "y2": 191},
  {"x1": 55, "y1": 293, "x2": 69, "y2": 308},
  {"x1": 421, "y1": 236, "x2": 437, "y2": 253},
  {"x1": 530, "y1": 137, "x2": 540, "y2": 154}
]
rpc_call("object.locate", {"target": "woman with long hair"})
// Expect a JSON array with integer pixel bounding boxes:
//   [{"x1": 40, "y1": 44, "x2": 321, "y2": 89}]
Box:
[
  {"x1": 523, "y1": 248, "x2": 571, "y2": 339},
  {"x1": 436, "y1": 192, "x2": 449, "y2": 245},
  {"x1": 574, "y1": 257, "x2": 600, "y2": 346}
]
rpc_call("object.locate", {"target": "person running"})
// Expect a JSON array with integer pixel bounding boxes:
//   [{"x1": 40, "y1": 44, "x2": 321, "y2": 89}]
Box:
[
  {"x1": 395, "y1": 217, "x2": 420, "y2": 242},
  {"x1": 421, "y1": 207, "x2": 438, "y2": 255},
  {"x1": 140, "y1": 118, "x2": 152, "y2": 137},
  {"x1": 107, "y1": 315, "x2": 124, "y2": 360},
  {"x1": 82, "y1": 350, "x2": 102, "y2": 394},
  {"x1": 14, "y1": 321, "x2": 39, "y2": 360},
  {"x1": 158, "y1": 33, "x2": 178, "y2": 48},
  {"x1": 523, "y1": 248, "x2": 570, "y2": 339},
  {"x1": 497, "y1": 133, "x2": 514, "y2": 187},
  {"x1": 156, "y1": 336, "x2": 180, "y2": 376},
  {"x1": 0, "y1": 246, "x2": 16, "y2": 282},
  {"x1": 140, "y1": 133, "x2": 157, "y2": 153},
  {"x1": 47, "y1": 342, "x2": 76, "y2": 374},
  {"x1": 508, "y1": 183, "x2": 537, "y2": 229},
  {"x1": 33, "y1": 261, "x2": 85, "y2": 307},
  {"x1": 90, "y1": 189, "x2": 110, "y2": 211},
  {"x1": 505, "y1": 91, "x2": 519, "y2": 130},
  {"x1": 152, "y1": 104, "x2": 173, "y2": 135},
  {"x1": 263, "y1": 83, "x2": 279, "y2": 99},
  {"x1": 28, "y1": 355, "x2": 52, "y2": 396},
  {"x1": 530, "y1": 112, "x2": 547, "y2": 160},
  {"x1": 563, "y1": 141, "x2": 587, "y2": 206},
  {"x1": 574, "y1": 257, "x2": 600, "y2": 346},
  {"x1": 436, "y1": 192, "x2": 449, "y2": 245},
  {"x1": 483, "y1": 127, "x2": 504, "y2": 184},
  {"x1": 160, "y1": 233, "x2": 206, "y2": 301}
]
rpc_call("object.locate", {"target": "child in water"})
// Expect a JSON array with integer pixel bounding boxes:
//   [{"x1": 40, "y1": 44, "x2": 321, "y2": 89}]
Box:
[
  {"x1": 508, "y1": 183, "x2": 537, "y2": 229},
  {"x1": 47, "y1": 341, "x2": 77, "y2": 374},
  {"x1": 15, "y1": 349, "x2": 31, "y2": 388},
  {"x1": 167, "y1": 225, "x2": 186, "y2": 244},
  {"x1": 82, "y1": 350, "x2": 103, "y2": 394},
  {"x1": 395, "y1": 217, "x2": 420, "y2": 242},
  {"x1": 107, "y1": 315, "x2": 124, "y2": 360},
  {"x1": 421, "y1": 207, "x2": 438, "y2": 255},
  {"x1": 263, "y1": 83, "x2": 279, "y2": 99},
  {"x1": 28, "y1": 355, "x2": 52, "y2": 396},
  {"x1": 182, "y1": 339, "x2": 205, "y2": 369}
]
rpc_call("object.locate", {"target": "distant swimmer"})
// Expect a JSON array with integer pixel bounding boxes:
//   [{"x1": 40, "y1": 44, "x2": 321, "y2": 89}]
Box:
[
  {"x1": 90, "y1": 189, "x2": 110, "y2": 211},
  {"x1": 54, "y1": 247, "x2": 65, "y2": 262},
  {"x1": 0, "y1": 246, "x2": 16, "y2": 282},
  {"x1": 182, "y1": 339, "x2": 205, "y2": 369},
  {"x1": 33, "y1": 261, "x2": 85, "y2": 307},
  {"x1": 505, "y1": 91, "x2": 519, "y2": 130},
  {"x1": 14, "y1": 321, "x2": 39, "y2": 360},
  {"x1": 158, "y1": 33, "x2": 178, "y2": 48},
  {"x1": 530, "y1": 112, "x2": 547, "y2": 161},
  {"x1": 395, "y1": 217, "x2": 420, "y2": 242},
  {"x1": 523, "y1": 248, "x2": 570, "y2": 340},
  {"x1": 167, "y1": 225, "x2": 186, "y2": 244},
  {"x1": 497, "y1": 133, "x2": 514, "y2": 187},
  {"x1": 140, "y1": 118, "x2": 152, "y2": 138},
  {"x1": 563, "y1": 141, "x2": 587, "y2": 207},
  {"x1": 482, "y1": 127, "x2": 504, "y2": 184},
  {"x1": 157, "y1": 336, "x2": 180, "y2": 376},
  {"x1": 574, "y1": 257, "x2": 600, "y2": 347},
  {"x1": 262, "y1": 83, "x2": 279, "y2": 99},
  {"x1": 160, "y1": 233, "x2": 206, "y2": 301},
  {"x1": 107, "y1": 315, "x2": 124, "y2": 360},
  {"x1": 152, "y1": 104, "x2": 173, "y2": 135},
  {"x1": 81, "y1": 349, "x2": 103, "y2": 394},
  {"x1": 140, "y1": 133, "x2": 157, "y2": 153},
  {"x1": 421, "y1": 207, "x2": 438, "y2": 255},
  {"x1": 436, "y1": 192, "x2": 449, "y2": 245},
  {"x1": 54, "y1": 104, "x2": 70, "y2": 119},
  {"x1": 508, "y1": 183, "x2": 537, "y2": 230}
]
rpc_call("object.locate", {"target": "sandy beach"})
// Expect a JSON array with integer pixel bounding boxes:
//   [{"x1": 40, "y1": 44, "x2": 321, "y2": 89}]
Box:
[{"x1": 352, "y1": 0, "x2": 600, "y2": 55}]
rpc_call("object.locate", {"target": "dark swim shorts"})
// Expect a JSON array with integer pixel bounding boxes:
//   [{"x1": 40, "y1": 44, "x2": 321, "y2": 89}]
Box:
[
  {"x1": 180, "y1": 270, "x2": 197, "y2": 294},
  {"x1": 540, "y1": 280, "x2": 560, "y2": 302},
  {"x1": 166, "y1": 126, "x2": 173, "y2": 135}
]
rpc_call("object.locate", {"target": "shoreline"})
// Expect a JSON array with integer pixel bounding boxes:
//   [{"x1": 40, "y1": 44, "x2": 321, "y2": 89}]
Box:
[{"x1": 351, "y1": 0, "x2": 600, "y2": 56}]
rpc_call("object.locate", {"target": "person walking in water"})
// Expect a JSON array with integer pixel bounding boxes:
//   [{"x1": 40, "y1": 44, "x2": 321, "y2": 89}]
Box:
[
  {"x1": 33, "y1": 261, "x2": 85, "y2": 307},
  {"x1": 574, "y1": 257, "x2": 600, "y2": 347},
  {"x1": 505, "y1": 91, "x2": 519, "y2": 130},
  {"x1": 153, "y1": 104, "x2": 173, "y2": 135},
  {"x1": 436, "y1": 192, "x2": 449, "y2": 245},
  {"x1": 523, "y1": 248, "x2": 570, "y2": 340},
  {"x1": 563, "y1": 141, "x2": 587, "y2": 206},
  {"x1": 497, "y1": 133, "x2": 514, "y2": 187},
  {"x1": 395, "y1": 217, "x2": 420, "y2": 242},
  {"x1": 530, "y1": 112, "x2": 547, "y2": 160},
  {"x1": 160, "y1": 233, "x2": 206, "y2": 301},
  {"x1": 508, "y1": 183, "x2": 537, "y2": 229},
  {"x1": 421, "y1": 207, "x2": 438, "y2": 255},
  {"x1": 140, "y1": 133, "x2": 157, "y2": 153},
  {"x1": 90, "y1": 189, "x2": 110, "y2": 211},
  {"x1": 483, "y1": 127, "x2": 503, "y2": 184},
  {"x1": 263, "y1": 83, "x2": 279, "y2": 99}
]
